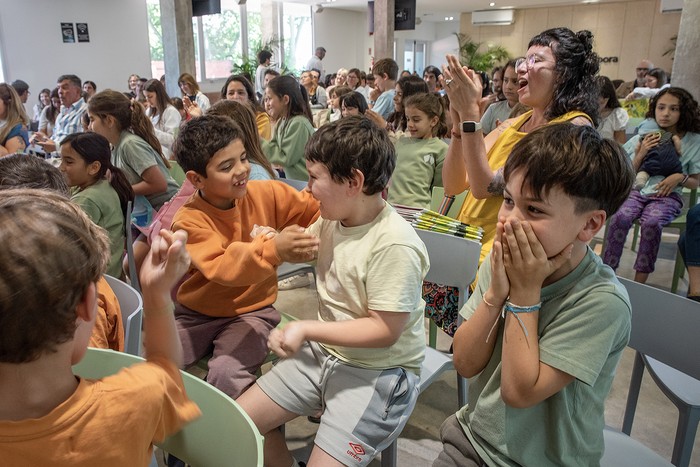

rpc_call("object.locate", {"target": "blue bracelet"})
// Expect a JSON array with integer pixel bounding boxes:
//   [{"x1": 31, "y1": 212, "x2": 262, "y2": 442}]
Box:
[{"x1": 504, "y1": 301, "x2": 542, "y2": 337}]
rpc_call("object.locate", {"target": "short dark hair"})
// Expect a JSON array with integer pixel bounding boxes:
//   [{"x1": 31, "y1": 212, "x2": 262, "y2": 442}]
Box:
[
  {"x1": 83, "y1": 80, "x2": 97, "y2": 91},
  {"x1": 305, "y1": 116, "x2": 395, "y2": 195},
  {"x1": 264, "y1": 69, "x2": 280, "y2": 79},
  {"x1": 56, "y1": 74, "x2": 82, "y2": 88},
  {"x1": 11, "y1": 79, "x2": 29, "y2": 95},
  {"x1": 528, "y1": 28, "x2": 600, "y2": 125},
  {"x1": 174, "y1": 114, "x2": 244, "y2": 177},
  {"x1": 0, "y1": 154, "x2": 69, "y2": 195},
  {"x1": 504, "y1": 123, "x2": 634, "y2": 216},
  {"x1": 423, "y1": 65, "x2": 441, "y2": 79},
  {"x1": 372, "y1": 58, "x2": 399, "y2": 81},
  {"x1": 647, "y1": 87, "x2": 700, "y2": 134},
  {"x1": 257, "y1": 50, "x2": 273, "y2": 65},
  {"x1": 341, "y1": 92, "x2": 368, "y2": 114}
]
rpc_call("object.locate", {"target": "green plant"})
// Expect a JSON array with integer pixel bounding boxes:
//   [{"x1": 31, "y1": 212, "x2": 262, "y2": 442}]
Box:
[
  {"x1": 455, "y1": 33, "x2": 510, "y2": 72},
  {"x1": 231, "y1": 37, "x2": 281, "y2": 77},
  {"x1": 663, "y1": 35, "x2": 677, "y2": 60}
]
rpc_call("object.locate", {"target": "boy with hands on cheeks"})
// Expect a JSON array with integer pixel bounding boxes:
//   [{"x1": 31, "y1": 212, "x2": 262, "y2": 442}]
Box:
[{"x1": 434, "y1": 124, "x2": 636, "y2": 467}]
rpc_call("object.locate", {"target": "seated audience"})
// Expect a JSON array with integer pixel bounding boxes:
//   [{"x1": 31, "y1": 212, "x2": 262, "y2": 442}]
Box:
[{"x1": 144, "y1": 78, "x2": 181, "y2": 159}]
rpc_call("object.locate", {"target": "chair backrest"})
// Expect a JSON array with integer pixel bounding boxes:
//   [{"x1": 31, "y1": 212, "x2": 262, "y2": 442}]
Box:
[
  {"x1": 279, "y1": 178, "x2": 308, "y2": 191},
  {"x1": 618, "y1": 278, "x2": 700, "y2": 380},
  {"x1": 103, "y1": 274, "x2": 143, "y2": 356},
  {"x1": 414, "y1": 228, "x2": 481, "y2": 311},
  {"x1": 125, "y1": 200, "x2": 141, "y2": 293},
  {"x1": 73, "y1": 348, "x2": 264, "y2": 467}
]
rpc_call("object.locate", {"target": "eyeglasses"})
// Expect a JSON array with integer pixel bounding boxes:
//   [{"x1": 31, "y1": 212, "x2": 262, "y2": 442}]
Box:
[{"x1": 515, "y1": 54, "x2": 554, "y2": 71}]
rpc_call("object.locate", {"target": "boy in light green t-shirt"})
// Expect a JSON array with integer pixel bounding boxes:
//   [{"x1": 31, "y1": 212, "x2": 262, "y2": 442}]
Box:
[{"x1": 434, "y1": 124, "x2": 635, "y2": 467}]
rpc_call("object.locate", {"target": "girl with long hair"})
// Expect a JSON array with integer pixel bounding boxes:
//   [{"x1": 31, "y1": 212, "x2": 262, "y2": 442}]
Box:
[
  {"x1": 0, "y1": 83, "x2": 29, "y2": 156},
  {"x1": 143, "y1": 78, "x2": 181, "y2": 158},
  {"x1": 178, "y1": 72, "x2": 211, "y2": 112},
  {"x1": 88, "y1": 90, "x2": 178, "y2": 210},
  {"x1": 39, "y1": 88, "x2": 61, "y2": 137},
  {"x1": 261, "y1": 75, "x2": 314, "y2": 180},
  {"x1": 59, "y1": 132, "x2": 135, "y2": 278},
  {"x1": 220, "y1": 74, "x2": 272, "y2": 140}
]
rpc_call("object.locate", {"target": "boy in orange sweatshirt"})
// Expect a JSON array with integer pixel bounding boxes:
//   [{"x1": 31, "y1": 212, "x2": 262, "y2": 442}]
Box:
[{"x1": 172, "y1": 115, "x2": 320, "y2": 399}]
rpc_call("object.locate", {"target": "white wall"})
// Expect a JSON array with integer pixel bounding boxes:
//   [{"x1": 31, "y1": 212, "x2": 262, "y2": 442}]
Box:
[
  {"x1": 430, "y1": 32, "x2": 460, "y2": 69},
  {"x1": 0, "y1": 0, "x2": 151, "y2": 98},
  {"x1": 312, "y1": 8, "x2": 373, "y2": 75}
]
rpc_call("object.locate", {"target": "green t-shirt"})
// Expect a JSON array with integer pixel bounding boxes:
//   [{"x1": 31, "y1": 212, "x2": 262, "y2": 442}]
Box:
[
  {"x1": 112, "y1": 131, "x2": 179, "y2": 211},
  {"x1": 72, "y1": 179, "x2": 125, "y2": 278},
  {"x1": 261, "y1": 115, "x2": 314, "y2": 181},
  {"x1": 387, "y1": 136, "x2": 447, "y2": 209},
  {"x1": 457, "y1": 248, "x2": 631, "y2": 466}
]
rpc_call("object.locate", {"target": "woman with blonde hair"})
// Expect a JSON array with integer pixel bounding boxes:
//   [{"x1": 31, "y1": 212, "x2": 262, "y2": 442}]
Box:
[
  {"x1": 0, "y1": 83, "x2": 30, "y2": 156},
  {"x1": 88, "y1": 90, "x2": 179, "y2": 210}
]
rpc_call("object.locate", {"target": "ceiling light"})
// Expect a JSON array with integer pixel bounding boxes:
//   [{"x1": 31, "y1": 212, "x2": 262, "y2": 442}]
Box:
[{"x1": 490, "y1": 2, "x2": 495, "y2": 6}]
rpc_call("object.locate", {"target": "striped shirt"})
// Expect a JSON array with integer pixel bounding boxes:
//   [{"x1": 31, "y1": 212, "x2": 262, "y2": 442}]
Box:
[{"x1": 53, "y1": 97, "x2": 88, "y2": 144}]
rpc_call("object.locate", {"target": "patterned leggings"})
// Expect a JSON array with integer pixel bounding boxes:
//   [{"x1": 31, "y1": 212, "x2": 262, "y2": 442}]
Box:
[{"x1": 603, "y1": 190, "x2": 682, "y2": 274}]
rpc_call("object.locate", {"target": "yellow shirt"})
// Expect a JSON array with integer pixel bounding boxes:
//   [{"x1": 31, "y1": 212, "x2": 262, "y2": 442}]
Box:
[{"x1": 457, "y1": 110, "x2": 591, "y2": 265}]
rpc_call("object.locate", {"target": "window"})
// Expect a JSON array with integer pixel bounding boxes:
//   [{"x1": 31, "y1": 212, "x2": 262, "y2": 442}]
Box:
[{"x1": 281, "y1": 2, "x2": 312, "y2": 75}]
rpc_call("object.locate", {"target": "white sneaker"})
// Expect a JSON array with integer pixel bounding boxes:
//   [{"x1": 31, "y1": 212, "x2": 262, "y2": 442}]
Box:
[{"x1": 278, "y1": 273, "x2": 312, "y2": 290}]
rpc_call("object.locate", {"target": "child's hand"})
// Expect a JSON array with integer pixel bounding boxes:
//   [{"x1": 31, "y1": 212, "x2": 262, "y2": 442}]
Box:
[
  {"x1": 488, "y1": 219, "x2": 510, "y2": 304},
  {"x1": 655, "y1": 173, "x2": 685, "y2": 197},
  {"x1": 365, "y1": 110, "x2": 387, "y2": 130},
  {"x1": 268, "y1": 322, "x2": 306, "y2": 358},
  {"x1": 638, "y1": 132, "x2": 661, "y2": 158},
  {"x1": 502, "y1": 218, "x2": 572, "y2": 294},
  {"x1": 250, "y1": 224, "x2": 278, "y2": 239},
  {"x1": 274, "y1": 225, "x2": 319, "y2": 263},
  {"x1": 140, "y1": 229, "x2": 191, "y2": 296}
]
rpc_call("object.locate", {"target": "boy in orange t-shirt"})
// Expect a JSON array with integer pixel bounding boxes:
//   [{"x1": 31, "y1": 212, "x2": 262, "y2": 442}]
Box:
[{"x1": 0, "y1": 189, "x2": 200, "y2": 466}]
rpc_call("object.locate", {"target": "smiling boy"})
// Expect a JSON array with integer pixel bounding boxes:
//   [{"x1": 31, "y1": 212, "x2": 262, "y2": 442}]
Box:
[
  {"x1": 237, "y1": 116, "x2": 430, "y2": 467},
  {"x1": 171, "y1": 115, "x2": 319, "y2": 400},
  {"x1": 434, "y1": 124, "x2": 635, "y2": 467}
]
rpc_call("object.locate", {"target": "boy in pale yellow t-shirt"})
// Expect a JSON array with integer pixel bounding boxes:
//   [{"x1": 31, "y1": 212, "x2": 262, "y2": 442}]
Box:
[{"x1": 238, "y1": 116, "x2": 430, "y2": 467}]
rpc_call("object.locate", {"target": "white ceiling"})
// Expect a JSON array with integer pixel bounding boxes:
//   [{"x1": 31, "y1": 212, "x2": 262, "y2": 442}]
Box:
[{"x1": 295, "y1": 0, "x2": 632, "y2": 23}]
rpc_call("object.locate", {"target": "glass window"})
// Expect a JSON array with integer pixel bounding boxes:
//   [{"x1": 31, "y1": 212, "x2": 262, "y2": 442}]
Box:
[{"x1": 281, "y1": 2, "x2": 312, "y2": 75}]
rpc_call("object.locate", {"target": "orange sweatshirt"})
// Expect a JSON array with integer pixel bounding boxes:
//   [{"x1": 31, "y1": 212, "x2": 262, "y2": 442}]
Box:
[{"x1": 172, "y1": 180, "x2": 319, "y2": 317}]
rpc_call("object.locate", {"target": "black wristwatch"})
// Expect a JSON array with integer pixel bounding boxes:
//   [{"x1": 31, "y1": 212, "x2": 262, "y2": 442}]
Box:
[{"x1": 461, "y1": 121, "x2": 483, "y2": 133}]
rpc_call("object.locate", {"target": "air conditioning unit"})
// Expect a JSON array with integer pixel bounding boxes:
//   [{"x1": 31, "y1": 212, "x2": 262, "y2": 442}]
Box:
[
  {"x1": 660, "y1": 0, "x2": 683, "y2": 13},
  {"x1": 471, "y1": 9, "x2": 514, "y2": 26}
]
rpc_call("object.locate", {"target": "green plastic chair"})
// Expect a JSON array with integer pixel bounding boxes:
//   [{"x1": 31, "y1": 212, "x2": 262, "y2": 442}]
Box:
[
  {"x1": 168, "y1": 160, "x2": 186, "y2": 187},
  {"x1": 73, "y1": 348, "x2": 264, "y2": 467}
]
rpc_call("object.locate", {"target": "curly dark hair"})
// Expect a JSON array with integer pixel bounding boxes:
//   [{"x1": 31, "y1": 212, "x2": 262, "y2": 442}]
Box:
[
  {"x1": 647, "y1": 87, "x2": 700, "y2": 134},
  {"x1": 528, "y1": 28, "x2": 600, "y2": 126},
  {"x1": 174, "y1": 114, "x2": 244, "y2": 177}
]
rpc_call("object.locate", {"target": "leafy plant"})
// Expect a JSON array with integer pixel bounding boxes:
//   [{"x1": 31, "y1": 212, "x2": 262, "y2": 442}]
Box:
[
  {"x1": 454, "y1": 33, "x2": 510, "y2": 72},
  {"x1": 663, "y1": 35, "x2": 677, "y2": 60},
  {"x1": 232, "y1": 37, "x2": 281, "y2": 77}
]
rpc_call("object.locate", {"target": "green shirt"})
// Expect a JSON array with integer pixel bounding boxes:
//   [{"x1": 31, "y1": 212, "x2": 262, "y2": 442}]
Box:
[
  {"x1": 387, "y1": 136, "x2": 447, "y2": 209},
  {"x1": 112, "y1": 131, "x2": 178, "y2": 211},
  {"x1": 72, "y1": 179, "x2": 125, "y2": 278},
  {"x1": 457, "y1": 248, "x2": 631, "y2": 466},
  {"x1": 261, "y1": 116, "x2": 314, "y2": 181}
]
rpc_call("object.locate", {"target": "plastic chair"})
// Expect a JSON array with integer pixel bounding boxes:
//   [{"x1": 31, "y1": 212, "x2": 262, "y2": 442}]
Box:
[
  {"x1": 618, "y1": 277, "x2": 700, "y2": 467},
  {"x1": 168, "y1": 160, "x2": 186, "y2": 186},
  {"x1": 125, "y1": 200, "x2": 141, "y2": 293},
  {"x1": 601, "y1": 426, "x2": 673, "y2": 466},
  {"x1": 104, "y1": 274, "x2": 143, "y2": 356},
  {"x1": 73, "y1": 348, "x2": 264, "y2": 467},
  {"x1": 380, "y1": 228, "x2": 480, "y2": 467}
]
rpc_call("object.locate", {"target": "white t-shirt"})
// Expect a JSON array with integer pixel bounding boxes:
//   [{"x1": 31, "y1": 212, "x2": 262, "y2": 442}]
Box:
[
  {"x1": 597, "y1": 107, "x2": 629, "y2": 140},
  {"x1": 307, "y1": 203, "x2": 429, "y2": 373}
]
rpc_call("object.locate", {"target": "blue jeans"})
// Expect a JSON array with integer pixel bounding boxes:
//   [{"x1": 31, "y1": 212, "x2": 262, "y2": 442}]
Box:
[{"x1": 678, "y1": 203, "x2": 700, "y2": 267}]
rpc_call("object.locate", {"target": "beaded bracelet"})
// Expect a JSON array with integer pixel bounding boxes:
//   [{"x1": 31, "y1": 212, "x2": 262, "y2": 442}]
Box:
[{"x1": 504, "y1": 301, "x2": 542, "y2": 338}]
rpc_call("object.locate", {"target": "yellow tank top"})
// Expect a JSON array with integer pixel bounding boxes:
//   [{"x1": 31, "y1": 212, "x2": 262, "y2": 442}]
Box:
[{"x1": 458, "y1": 110, "x2": 591, "y2": 265}]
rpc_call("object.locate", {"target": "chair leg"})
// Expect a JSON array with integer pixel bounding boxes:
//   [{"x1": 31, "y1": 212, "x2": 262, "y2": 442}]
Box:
[
  {"x1": 631, "y1": 223, "x2": 640, "y2": 252},
  {"x1": 458, "y1": 375, "x2": 468, "y2": 408},
  {"x1": 672, "y1": 250, "x2": 686, "y2": 294},
  {"x1": 380, "y1": 439, "x2": 398, "y2": 467},
  {"x1": 671, "y1": 407, "x2": 700, "y2": 467},
  {"x1": 428, "y1": 320, "x2": 438, "y2": 349},
  {"x1": 622, "y1": 352, "x2": 645, "y2": 435}
]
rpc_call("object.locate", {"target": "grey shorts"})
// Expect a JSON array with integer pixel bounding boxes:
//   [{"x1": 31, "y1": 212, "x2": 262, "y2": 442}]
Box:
[{"x1": 257, "y1": 341, "x2": 420, "y2": 466}]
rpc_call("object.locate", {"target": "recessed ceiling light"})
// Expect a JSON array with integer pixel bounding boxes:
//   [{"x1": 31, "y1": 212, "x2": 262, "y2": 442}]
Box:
[{"x1": 490, "y1": 2, "x2": 496, "y2": 6}]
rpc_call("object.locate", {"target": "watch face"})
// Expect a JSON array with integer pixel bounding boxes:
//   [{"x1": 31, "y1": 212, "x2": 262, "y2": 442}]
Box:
[{"x1": 462, "y1": 121, "x2": 479, "y2": 132}]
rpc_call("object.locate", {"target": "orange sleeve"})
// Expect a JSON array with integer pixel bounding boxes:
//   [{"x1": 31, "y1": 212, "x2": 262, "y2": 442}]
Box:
[{"x1": 90, "y1": 277, "x2": 125, "y2": 352}]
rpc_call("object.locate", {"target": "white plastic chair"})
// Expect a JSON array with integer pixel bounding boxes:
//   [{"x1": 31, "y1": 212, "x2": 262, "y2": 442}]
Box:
[
  {"x1": 380, "y1": 228, "x2": 481, "y2": 467},
  {"x1": 73, "y1": 348, "x2": 264, "y2": 466},
  {"x1": 104, "y1": 274, "x2": 143, "y2": 356},
  {"x1": 618, "y1": 277, "x2": 700, "y2": 467},
  {"x1": 602, "y1": 426, "x2": 672, "y2": 466}
]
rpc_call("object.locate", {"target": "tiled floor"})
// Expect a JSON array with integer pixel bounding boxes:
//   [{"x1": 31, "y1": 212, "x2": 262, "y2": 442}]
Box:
[{"x1": 272, "y1": 225, "x2": 700, "y2": 466}]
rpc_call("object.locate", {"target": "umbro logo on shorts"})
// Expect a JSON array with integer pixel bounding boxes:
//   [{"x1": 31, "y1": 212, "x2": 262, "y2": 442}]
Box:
[{"x1": 347, "y1": 442, "x2": 365, "y2": 461}]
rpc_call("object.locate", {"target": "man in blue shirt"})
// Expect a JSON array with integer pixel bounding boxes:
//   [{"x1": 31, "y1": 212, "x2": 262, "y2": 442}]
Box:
[{"x1": 34, "y1": 74, "x2": 88, "y2": 153}]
